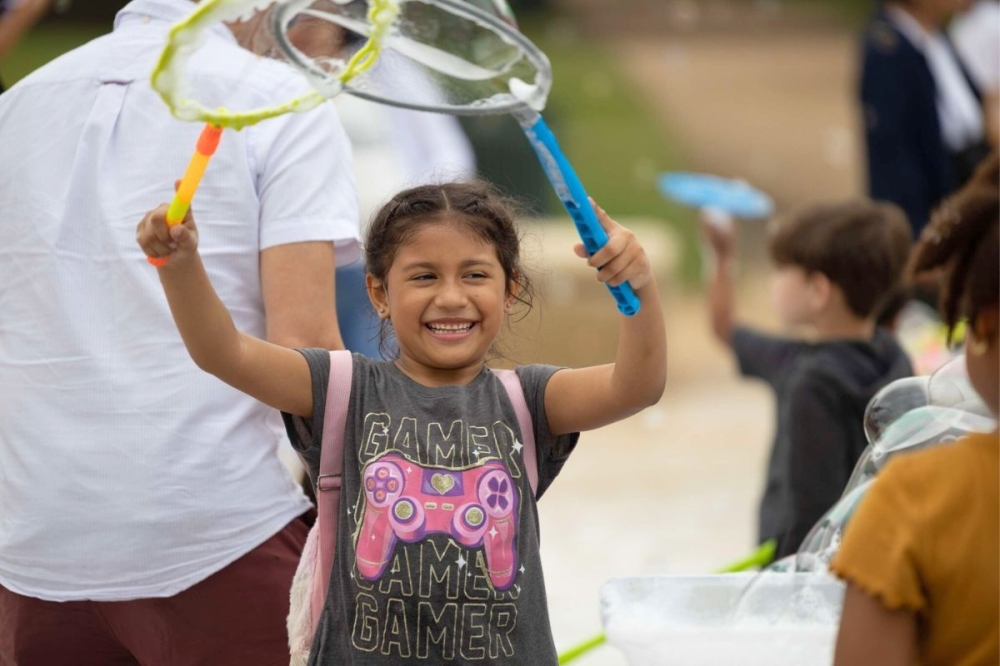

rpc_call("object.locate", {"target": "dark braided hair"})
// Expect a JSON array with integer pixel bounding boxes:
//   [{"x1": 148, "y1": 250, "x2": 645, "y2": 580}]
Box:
[
  {"x1": 908, "y1": 150, "x2": 999, "y2": 342},
  {"x1": 364, "y1": 181, "x2": 534, "y2": 358}
]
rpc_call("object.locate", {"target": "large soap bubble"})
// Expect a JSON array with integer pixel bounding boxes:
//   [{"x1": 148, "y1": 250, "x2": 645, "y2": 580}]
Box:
[
  {"x1": 863, "y1": 376, "x2": 929, "y2": 446},
  {"x1": 832, "y1": 359, "x2": 996, "y2": 561},
  {"x1": 926, "y1": 355, "x2": 994, "y2": 419}
]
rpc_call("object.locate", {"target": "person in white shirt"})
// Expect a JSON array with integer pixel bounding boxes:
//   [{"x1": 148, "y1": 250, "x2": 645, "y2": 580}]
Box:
[
  {"x1": 860, "y1": 0, "x2": 991, "y2": 236},
  {"x1": 951, "y1": 0, "x2": 1000, "y2": 147},
  {"x1": 0, "y1": 1, "x2": 359, "y2": 664}
]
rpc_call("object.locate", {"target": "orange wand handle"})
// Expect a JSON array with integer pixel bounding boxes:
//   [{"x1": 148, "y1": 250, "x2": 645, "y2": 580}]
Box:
[{"x1": 148, "y1": 124, "x2": 223, "y2": 267}]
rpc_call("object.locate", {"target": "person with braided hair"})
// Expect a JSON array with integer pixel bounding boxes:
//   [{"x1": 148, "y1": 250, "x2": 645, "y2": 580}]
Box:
[{"x1": 831, "y1": 150, "x2": 999, "y2": 666}]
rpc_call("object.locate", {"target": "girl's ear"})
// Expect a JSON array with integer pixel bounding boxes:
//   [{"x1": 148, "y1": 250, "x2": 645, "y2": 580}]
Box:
[{"x1": 366, "y1": 273, "x2": 390, "y2": 319}]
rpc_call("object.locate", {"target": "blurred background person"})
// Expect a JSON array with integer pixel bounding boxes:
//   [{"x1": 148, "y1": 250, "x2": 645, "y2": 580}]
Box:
[
  {"x1": 0, "y1": 0, "x2": 58, "y2": 92},
  {"x1": 332, "y1": 63, "x2": 477, "y2": 358},
  {"x1": 832, "y1": 150, "x2": 998, "y2": 666},
  {"x1": 860, "y1": 0, "x2": 991, "y2": 237},
  {"x1": 0, "y1": 1, "x2": 358, "y2": 662},
  {"x1": 951, "y1": 0, "x2": 1000, "y2": 148},
  {"x1": 702, "y1": 201, "x2": 913, "y2": 559}
]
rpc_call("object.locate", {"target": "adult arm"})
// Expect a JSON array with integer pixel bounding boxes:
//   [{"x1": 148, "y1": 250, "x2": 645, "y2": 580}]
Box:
[
  {"x1": 543, "y1": 204, "x2": 667, "y2": 436},
  {"x1": 137, "y1": 205, "x2": 315, "y2": 418},
  {"x1": 254, "y1": 89, "x2": 358, "y2": 351},
  {"x1": 261, "y1": 241, "x2": 343, "y2": 351}
]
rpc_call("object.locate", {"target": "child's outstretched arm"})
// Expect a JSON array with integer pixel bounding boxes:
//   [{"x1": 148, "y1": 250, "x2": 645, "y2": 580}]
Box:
[
  {"x1": 543, "y1": 203, "x2": 667, "y2": 436},
  {"x1": 136, "y1": 203, "x2": 314, "y2": 417},
  {"x1": 702, "y1": 210, "x2": 737, "y2": 346}
]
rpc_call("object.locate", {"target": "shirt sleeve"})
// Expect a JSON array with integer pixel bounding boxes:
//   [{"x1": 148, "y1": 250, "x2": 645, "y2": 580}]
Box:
[
  {"x1": 731, "y1": 326, "x2": 804, "y2": 386},
  {"x1": 829, "y1": 455, "x2": 928, "y2": 613},
  {"x1": 251, "y1": 102, "x2": 361, "y2": 265},
  {"x1": 281, "y1": 348, "x2": 331, "y2": 487},
  {"x1": 515, "y1": 364, "x2": 580, "y2": 499}
]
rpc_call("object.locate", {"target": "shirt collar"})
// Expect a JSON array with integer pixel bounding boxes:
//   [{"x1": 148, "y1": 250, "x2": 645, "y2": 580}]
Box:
[{"x1": 114, "y1": 0, "x2": 237, "y2": 45}]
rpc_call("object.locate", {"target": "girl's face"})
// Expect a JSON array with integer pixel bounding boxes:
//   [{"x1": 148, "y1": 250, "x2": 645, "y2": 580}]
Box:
[{"x1": 369, "y1": 219, "x2": 511, "y2": 386}]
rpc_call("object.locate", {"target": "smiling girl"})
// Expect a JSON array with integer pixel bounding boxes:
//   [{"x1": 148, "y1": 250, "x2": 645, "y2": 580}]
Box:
[{"x1": 136, "y1": 180, "x2": 667, "y2": 665}]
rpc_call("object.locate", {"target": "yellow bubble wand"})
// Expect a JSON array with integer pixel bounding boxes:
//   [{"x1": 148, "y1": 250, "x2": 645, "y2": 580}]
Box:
[{"x1": 148, "y1": 0, "x2": 398, "y2": 266}]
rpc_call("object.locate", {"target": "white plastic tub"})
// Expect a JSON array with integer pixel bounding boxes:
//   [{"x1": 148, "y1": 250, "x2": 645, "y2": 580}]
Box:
[{"x1": 601, "y1": 573, "x2": 844, "y2": 666}]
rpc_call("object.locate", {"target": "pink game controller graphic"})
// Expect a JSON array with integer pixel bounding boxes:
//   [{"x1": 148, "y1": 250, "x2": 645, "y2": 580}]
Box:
[{"x1": 356, "y1": 454, "x2": 519, "y2": 590}]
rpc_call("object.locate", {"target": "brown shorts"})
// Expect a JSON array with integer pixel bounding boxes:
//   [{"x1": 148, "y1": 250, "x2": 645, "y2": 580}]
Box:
[{"x1": 0, "y1": 514, "x2": 310, "y2": 666}]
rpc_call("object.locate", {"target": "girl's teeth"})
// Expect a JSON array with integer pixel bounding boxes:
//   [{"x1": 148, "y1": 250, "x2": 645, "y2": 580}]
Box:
[{"x1": 430, "y1": 323, "x2": 472, "y2": 332}]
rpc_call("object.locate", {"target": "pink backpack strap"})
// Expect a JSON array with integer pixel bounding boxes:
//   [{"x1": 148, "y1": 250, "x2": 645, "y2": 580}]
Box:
[
  {"x1": 495, "y1": 369, "x2": 538, "y2": 497},
  {"x1": 311, "y1": 350, "x2": 354, "y2": 623}
]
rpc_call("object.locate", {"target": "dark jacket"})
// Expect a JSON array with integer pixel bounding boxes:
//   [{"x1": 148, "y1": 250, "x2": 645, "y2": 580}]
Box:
[
  {"x1": 733, "y1": 326, "x2": 914, "y2": 559},
  {"x1": 860, "y1": 9, "x2": 984, "y2": 236}
]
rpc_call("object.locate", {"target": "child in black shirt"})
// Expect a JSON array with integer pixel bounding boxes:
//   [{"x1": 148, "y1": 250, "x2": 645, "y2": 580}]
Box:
[{"x1": 704, "y1": 200, "x2": 914, "y2": 558}]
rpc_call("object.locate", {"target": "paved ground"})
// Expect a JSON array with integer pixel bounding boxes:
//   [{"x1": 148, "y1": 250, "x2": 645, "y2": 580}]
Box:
[
  {"x1": 533, "y1": 6, "x2": 864, "y2": 662},
  {"x1": 534, "y1": 256, "x2": 777, "y2": 665}
]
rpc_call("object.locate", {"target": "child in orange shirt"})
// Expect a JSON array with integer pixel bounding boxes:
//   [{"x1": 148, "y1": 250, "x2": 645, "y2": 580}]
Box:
[{"x1": 831, "y1": 151, "x2": 999, "y2": 666}]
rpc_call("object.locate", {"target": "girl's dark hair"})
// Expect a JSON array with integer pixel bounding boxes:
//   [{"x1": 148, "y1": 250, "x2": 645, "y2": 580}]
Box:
[
  {"x1": 908, "y1": 150, "x2": 1000, "y2": 340},
  {"x1": 364, "y1": 181, "x2": 534, "y2": 357}
]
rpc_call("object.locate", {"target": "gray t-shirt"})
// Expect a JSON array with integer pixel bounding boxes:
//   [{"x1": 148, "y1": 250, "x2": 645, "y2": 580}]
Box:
[{"x1": 284, "y1": 350, "x2": 579, "y2": 665}]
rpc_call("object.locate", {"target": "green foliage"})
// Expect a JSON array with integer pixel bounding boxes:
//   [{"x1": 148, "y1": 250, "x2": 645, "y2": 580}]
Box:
[
  {"x1": 2, "y1": 18, "x2": 703, "y2": 281},
  {"x1": 2, "y1": 24, "x2": 108, "y2": 86}
]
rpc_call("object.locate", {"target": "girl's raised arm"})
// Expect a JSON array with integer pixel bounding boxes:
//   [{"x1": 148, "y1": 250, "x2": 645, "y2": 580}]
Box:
[
  {"x1": 543, "y1": 205, "x2": 667, "y2": 436},
  {"x1": 137, "y1": 203, "x2": 315, "y2": 418}
]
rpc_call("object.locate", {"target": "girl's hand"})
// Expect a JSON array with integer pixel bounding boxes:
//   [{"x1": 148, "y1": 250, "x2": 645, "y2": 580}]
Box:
[
  {"x1": 575, "y1": 200, "x2": 654, "y2": 291},
  {"x1": 136, "y1": 196, "x2": 200, "y2": 266}
]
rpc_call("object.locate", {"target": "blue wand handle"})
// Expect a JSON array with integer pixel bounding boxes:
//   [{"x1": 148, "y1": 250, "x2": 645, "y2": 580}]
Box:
[{"x1": 516, "y1": 111, "x2": 640, "y2": 316}]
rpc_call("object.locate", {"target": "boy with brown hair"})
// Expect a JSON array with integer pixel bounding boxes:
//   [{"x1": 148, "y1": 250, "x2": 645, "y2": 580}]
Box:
[{"x1": 704, "y1": 200, "x2": 914, "y2": 559}]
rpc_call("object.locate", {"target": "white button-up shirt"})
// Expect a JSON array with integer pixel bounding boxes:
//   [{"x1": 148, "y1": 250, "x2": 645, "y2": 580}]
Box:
[
  {"x1": 887, "y1": 5, "x2": 985, "y2": 152},
  {"x1": 0, "y1": 0, "x2": 358, "y2": 600}
]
